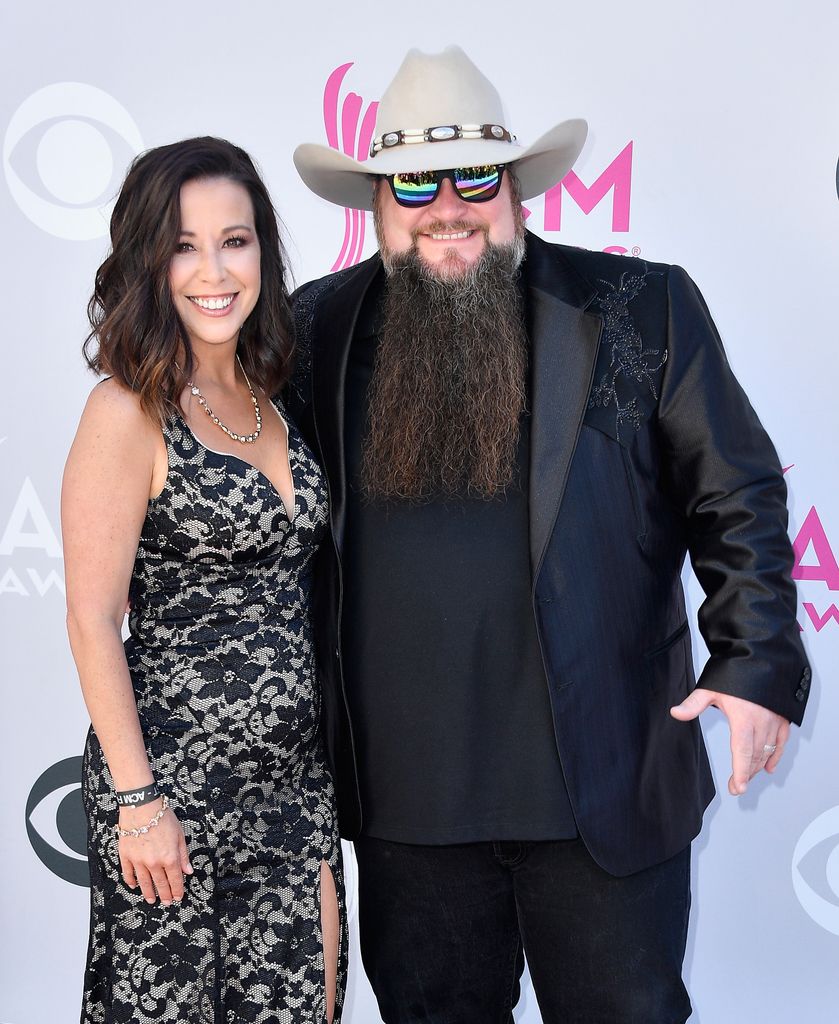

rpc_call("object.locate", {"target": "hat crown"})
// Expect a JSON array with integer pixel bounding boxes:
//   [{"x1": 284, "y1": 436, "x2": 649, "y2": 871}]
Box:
[
  {"x1": 293, "y1": 44, "x2": 587, "y2": 212},
  {"x1": 375, "y1": 45, "x2": 507, "y2": 137}
]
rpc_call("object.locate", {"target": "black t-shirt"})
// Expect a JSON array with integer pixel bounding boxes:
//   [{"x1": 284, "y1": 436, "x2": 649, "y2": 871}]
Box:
[{"x1": 341, "y1": 275, "x2": 576, "y2": 843}]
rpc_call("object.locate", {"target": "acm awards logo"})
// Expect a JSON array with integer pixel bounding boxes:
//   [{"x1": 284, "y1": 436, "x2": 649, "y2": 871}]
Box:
[
  {"x1": 785, "y1": 466, "x2": 839, "y2": 635},
  {"x1": 322, "y1": 63, "x2": 638, "y2": 268},
  {"x1": 3, "y1": 82, "x2": 143, "y2": 241},
  {"x1": 0, "y1": 454, "x2": 64, "y2": 599},
  {"x1": 324, "y1": 63, "x2": 379, "y2": 271}
]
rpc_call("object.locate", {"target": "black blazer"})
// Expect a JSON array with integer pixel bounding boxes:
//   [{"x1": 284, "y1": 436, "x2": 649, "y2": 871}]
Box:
[{"x1": 287, "y1": 231, "x2": 810, "y2": 876}]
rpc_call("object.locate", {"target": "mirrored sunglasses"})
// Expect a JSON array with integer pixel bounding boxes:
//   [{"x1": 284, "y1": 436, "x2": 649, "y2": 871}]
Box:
[{"x1": 386, "y1": 164, "x2": 506, "y2": 208}]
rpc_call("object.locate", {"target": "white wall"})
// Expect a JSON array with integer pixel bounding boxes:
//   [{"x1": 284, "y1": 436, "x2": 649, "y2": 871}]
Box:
[{"x1": 2, "y1": 2, "x2": 837, "y2": 1020}]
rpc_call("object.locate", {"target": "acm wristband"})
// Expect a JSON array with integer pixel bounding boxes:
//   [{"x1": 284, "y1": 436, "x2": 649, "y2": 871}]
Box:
[{"x1": 115, "y1": 782, "x2": 161, "y2": 808}]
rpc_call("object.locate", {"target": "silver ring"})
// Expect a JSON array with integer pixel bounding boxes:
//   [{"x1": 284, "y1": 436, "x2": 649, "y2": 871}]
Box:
[{"x1": 763, "y1": 743, "x2": 777, "y2": 754}]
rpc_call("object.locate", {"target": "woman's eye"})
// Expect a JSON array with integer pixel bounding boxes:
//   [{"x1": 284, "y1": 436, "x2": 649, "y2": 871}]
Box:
[
  {"x1": 224, "y1": 235, "x2": 247, "y2": 248},
  {"x1": 174, "y1": 241, "x2": 194, "y2": 254}
]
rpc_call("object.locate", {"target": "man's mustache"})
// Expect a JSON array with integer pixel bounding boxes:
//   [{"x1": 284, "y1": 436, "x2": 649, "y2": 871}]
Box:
[{"x1": 411, "y1": 220, "x2": 489, "y2": 240}]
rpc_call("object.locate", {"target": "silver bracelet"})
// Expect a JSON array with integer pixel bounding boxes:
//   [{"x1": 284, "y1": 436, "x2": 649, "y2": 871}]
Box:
[{"x1": 113, "y1": 795, "x2": 169, "y2": 839}]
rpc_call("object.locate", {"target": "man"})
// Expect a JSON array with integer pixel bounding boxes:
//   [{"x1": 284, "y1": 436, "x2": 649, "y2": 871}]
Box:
[{"x1": 289, "y1": 45, "x2": 810, "y2": 1023}]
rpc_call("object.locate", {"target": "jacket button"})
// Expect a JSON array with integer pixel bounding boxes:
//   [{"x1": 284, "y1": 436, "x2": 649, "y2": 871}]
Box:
[
  {"x1": 802, "y1": 666, "x2": 812, "y2": 682},
  {"x1": 800, "y1": 677, "x2": 810, "y2": 692},
  {"x1": 795, "y1": 687, "x2": 806, "y2": 702}
]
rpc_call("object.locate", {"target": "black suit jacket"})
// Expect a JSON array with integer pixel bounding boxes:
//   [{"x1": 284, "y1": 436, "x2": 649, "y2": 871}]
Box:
[{"x1": 287, "y1": 231, "x2": 810, "y2": 876}]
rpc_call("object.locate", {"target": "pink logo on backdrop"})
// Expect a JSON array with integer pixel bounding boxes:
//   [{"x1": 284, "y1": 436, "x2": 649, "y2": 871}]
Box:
[
  {"x1": 323, "y1": 63, "x2": 378, "y2": 271},
  {"x1": 520, "y1": 142, "x2": 635, "y2": 254},
  {"x1": 544, "y1": 141, "x2": 633, "y2": 243},
  {"x1": 786, "y1": 467, "x2": 839, "y2": 633}
]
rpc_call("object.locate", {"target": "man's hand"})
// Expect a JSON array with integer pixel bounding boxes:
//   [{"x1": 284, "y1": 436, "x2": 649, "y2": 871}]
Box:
[{"x1": 670, "y1": 688, "x2": 790, "y2": 796}]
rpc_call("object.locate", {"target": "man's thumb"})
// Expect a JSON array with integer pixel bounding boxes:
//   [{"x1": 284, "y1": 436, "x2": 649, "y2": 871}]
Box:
[{"x1": 670, "y1": 689, "x2": 710, "y2": 722}]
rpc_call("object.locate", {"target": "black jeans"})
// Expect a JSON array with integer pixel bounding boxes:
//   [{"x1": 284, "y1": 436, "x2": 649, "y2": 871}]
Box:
[{"x1": 355, "y1": 836, "x2": 692, "y2": 1024}]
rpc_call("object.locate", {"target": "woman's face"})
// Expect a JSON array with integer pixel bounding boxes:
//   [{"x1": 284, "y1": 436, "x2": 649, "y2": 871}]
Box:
[{"x1": 169, "y1": 176, "x2": 261, "y2": 356}]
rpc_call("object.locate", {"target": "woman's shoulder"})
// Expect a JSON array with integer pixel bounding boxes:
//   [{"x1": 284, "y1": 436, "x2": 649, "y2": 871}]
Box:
[
  {"x1": 83, "y1": 377, "x2": 154, "y2": 427},
  {"x1": 76, "y1": 377, "x2": 163, "y2": 454}
]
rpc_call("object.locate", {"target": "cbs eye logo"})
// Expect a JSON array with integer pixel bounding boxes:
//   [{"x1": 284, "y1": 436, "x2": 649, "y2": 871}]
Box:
[
  {"x1": 25, "y1": 756, "x2": 89, "y2": 887},
  {"x1": 792, "y1": 805, "x2": 839, "y2": 935},
  {"x1": 3, "y1": 82, "x2": 143, "y2": 241}
]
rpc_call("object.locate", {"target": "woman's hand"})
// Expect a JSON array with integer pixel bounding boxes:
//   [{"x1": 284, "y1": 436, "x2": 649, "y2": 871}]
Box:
[{"x1": 118, "y1": 800, "x2": 193, "y2": 905}]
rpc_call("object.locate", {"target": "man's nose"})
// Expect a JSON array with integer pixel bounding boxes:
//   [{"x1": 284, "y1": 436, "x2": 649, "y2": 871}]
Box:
[{"x1": 431, "y1": 177, "x2": 470, "y2": 217}]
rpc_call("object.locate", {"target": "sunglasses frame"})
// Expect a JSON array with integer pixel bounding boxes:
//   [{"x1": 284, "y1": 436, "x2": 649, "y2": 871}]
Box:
[{"x1": 385, "y1": 164, "x2": 507, "y2": 208}]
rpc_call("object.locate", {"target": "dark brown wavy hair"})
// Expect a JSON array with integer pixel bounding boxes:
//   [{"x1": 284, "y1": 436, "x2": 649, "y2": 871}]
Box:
[{"x1": 84, "y1": 136, "x2": 294, "y2": 423}]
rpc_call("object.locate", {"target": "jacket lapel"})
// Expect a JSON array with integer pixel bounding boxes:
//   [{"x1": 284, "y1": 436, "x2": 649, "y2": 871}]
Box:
[
  {"x1": 311, "y1": 254, "x2": 383, "y2": 551},
  {"x1": 525, "y1": 234, "x2": 603, "y2": 578}
]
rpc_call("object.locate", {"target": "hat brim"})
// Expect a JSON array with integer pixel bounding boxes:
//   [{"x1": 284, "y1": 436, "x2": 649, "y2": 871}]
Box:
[{"x1": 293, "y1": 118, "x2": 587, "y2": 211}]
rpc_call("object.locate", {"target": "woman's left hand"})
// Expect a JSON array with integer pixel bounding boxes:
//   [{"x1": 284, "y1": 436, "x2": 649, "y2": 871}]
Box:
[{"x1": 117, "y1": 801, "x2": 193, "y2": 905}]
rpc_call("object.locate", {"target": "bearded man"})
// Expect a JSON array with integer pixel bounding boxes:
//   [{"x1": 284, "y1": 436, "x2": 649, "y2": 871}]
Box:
[{"x1": 288, "y1": 46, "x2": 810, "y2": 1024}]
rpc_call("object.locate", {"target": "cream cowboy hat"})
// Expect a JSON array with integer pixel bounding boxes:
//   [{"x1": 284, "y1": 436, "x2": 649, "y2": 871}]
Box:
[{"x1": 294, "y1": 45, "x2": 587, "y2": 211}]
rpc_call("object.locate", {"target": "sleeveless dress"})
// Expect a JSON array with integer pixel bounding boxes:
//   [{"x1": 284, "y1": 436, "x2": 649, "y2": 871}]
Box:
[{"x1": 80, "y1": 398, "x2": 346, "y2": 1024}]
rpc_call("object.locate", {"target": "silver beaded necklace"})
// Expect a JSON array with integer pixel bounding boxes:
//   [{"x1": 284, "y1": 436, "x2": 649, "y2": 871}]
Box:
[{"x1": 186, "y1": 356, "x2": 263, "y2": 445}]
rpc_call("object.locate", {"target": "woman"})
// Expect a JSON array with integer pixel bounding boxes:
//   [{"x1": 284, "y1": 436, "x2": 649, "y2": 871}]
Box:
[{"x1": 62, "y1": 137, "x2": 344, "y2": 1023}]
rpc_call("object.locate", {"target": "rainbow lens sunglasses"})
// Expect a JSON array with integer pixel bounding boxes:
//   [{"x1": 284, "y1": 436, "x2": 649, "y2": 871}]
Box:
[{"x1": 386, "y1": 164, "x2": 506, "y2": 208}]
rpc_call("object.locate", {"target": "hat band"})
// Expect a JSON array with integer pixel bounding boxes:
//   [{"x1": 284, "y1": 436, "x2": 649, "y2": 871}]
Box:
[{"x1": 369, "y1": 123, "x2": 516, "y2": 159}]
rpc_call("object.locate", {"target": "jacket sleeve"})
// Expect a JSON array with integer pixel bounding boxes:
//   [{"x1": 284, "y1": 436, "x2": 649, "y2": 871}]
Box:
[
  {"x1": 657, "y1": 265, "x2": 810, "y2": 724},
  {"x1": 285, "y1": 282, "x2": 317, "y2": 421}
]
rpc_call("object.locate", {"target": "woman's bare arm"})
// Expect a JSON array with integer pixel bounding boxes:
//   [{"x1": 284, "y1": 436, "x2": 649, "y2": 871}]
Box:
[
  {"x1": 62, "y1": 379, "x2": 189, "y2": 903},
  {"x1": 63, "y1": 379, "x2": 159, "y2": 787}
]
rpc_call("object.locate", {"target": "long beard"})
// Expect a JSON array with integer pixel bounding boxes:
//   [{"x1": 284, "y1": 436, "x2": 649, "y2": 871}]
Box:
[{"x1": 362, "y1": 241, "x2": 529, "y2": 501}]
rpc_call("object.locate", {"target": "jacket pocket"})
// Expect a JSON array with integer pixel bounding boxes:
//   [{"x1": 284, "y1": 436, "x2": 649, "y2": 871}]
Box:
[
  {"x1": 620, "y1": 444, "x2": 647, "y2": 547},
  {"x1": 645, "y1": 620, "x2": 689, "y2": 659}
]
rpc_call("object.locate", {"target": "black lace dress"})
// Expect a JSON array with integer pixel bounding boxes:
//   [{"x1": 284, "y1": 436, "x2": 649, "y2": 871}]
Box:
[{"x1": 80, "y1": 398, "x2": 346, "y2": 1023}]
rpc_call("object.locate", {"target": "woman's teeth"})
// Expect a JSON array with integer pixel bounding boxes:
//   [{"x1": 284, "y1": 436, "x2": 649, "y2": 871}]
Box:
[{"x1": 189, "y1": 295, "x2": 235, "y2": 310}]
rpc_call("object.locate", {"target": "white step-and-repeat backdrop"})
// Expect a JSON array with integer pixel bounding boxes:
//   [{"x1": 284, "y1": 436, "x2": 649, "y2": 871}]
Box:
[{"x1": 2, "y1": 2, "x2": 837, "y2": 1021}]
